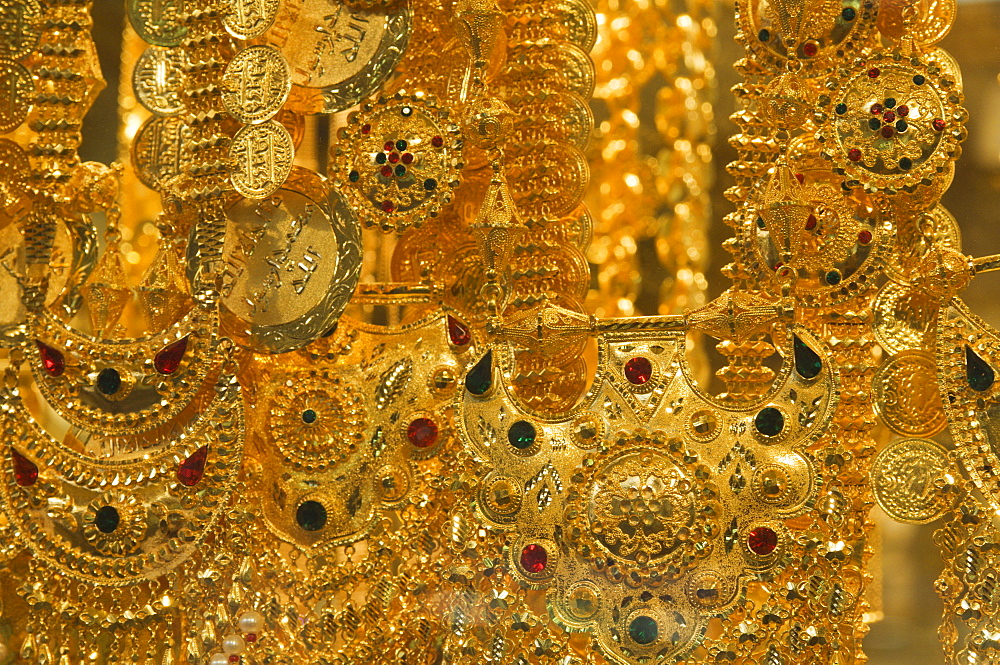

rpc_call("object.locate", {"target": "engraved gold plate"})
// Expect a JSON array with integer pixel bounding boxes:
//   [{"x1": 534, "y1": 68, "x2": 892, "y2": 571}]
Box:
[
  {"x1": 221, "y1": 45, "x2": 291, "y2": 125},
  {"x1": 871, "y1": 438, "x2": 954, "y2": 524},
  {"x1": 873, "y1": 351, "x2": 947, "y2": 437},
  {"x1": 214, "y1": 166, "x2": 362, "y2": 352},
  {"x1": 267, "y1": 0, "x2": 412, "y2": 114},
  {"x1": 228, "y1": 119, "x2": 295, "y2": 199},
  {"x1": 133, "y1": 46, "x2": 187, "y2": 117}
]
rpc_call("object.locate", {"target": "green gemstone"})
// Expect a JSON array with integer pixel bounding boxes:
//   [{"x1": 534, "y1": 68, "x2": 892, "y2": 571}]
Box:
[
  {"x1": 96, "y1": 368, "x2": 122, "y2": 395},
  {"x1": 835, "y1": 103, "x2": 848, "y2": 115},
  {"x1": 755, "y1": 407, "x2": 785, "y2": 437},
  {"x1": 349, "y1": 170, "x2": 360, "y2": 182},
  {"x1": 966, "y1": 346, "x2": 995, "y2": 392},
  {"x1": 95, "y1": 506, "x2": 120, "y2": 533},
  {"x1": 628, "y1": 615, "x2": 658, "y2": 645},
  {"x1": 793, "y1": 336, "x2": 822, "y2": 380},
  {"x1": 302, "y1": 409, "x2": 318, "y2": 424},
  {"x1": 466, "y1": 351, "x2": 493, "y2": 395},
  {"x1": 825, "y1": 270, "x2": 841, "y2": 285},
  {"x1": 296, "y1": 500, "x2": 327, "y2": 532},
  {"x1": 508, "y1": 420, "x2": 536, "y2": 450}
]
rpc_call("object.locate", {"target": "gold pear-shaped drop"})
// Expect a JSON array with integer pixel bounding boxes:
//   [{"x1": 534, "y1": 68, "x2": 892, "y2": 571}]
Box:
[
  {"x1": 81, "y1": 241, "x2": 132, "y2": 337},
  {"x1": 138, "y1": 240, "x2": 192, "y2": 330}
]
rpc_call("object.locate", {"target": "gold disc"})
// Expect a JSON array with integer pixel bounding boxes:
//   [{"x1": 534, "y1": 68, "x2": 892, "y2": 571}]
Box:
[
  {"x1": 873, "y1": 351, "x2": 947, "y2": 437},
  {"x1": 871, "y1": 438, "x2": 953, "y2": 524},
  {"x1": 221, "y1": 45, "x2": 291, "y2": 125},
  {"x1": 228, "y1": 120, "x2": 295, "y2": 200}
]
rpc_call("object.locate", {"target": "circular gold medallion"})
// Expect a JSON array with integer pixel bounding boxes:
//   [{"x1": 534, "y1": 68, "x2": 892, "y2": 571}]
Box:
[
  {"x1": 268, "y1": 0, "x2": 411, "y2": 114},
  {"x1": 133, "y1": 46, "x2": 187, "y2": 117},
  {"x1": 132, "y1": 116, "x2": 191, "y2": 192},
  {"x1": 228, "y1": 120, "x2": 295, "y2": 199},
  {"x1": 873, "y1": 351, "x2": 947, "y2": 437},
  {"x1": 126, "y1": 0, "x2": 187, "y2": 47},
  {"x1": 886, "y1": 204, "x2": 961, "y2": 283},
  {"x1": 221, "y1": 45, "x2": 291, "y2": 125},
  {"x1": 215, "y1": 167, "x2": 362, "y2": 352},
  {"x1": 0, "y1": 0, "x2": 41, "y2": 60},
  {"x1": 871, "y1": 438, "x2": 952, "y2": 524},
  {"x1": 872, "y1": 281, "x2": 938, "y2": 355},
  {"x1": 223, "y1": 0, "x2": 280, "y2": 39},
  {"x1": 877, "y1": 0, "x2": 955, "y2": 46},
  {"x1": 0, "y1": 137, "x2": 29, "y2": 209},
  {"x1": 0, "y1": 58, "x2": 33, "y2": 133}
]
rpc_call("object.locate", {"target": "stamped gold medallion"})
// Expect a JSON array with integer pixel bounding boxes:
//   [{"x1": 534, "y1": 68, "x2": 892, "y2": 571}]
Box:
[
  {"x1": 873, "y1": 351, "x2": 947, "y2": 437},
  {"x1": 871, "y1": 438, "x2": 953, "y2": 524},
  {"x1": 221, "y1": 45, "x2": 291, "y2": 125},
  {"x1": 228, "y1": 120, "x2": 295, "y2": 199}
]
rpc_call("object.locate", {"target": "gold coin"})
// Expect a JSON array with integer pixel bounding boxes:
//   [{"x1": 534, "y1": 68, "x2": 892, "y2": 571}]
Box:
[
  {"x1": 872, "y1": 281, "x2": 938, "y2": 356},
  {"x1": 877, "y1": 0, "x2": 955, "y2": 46},
  {"x1": 0, "y1": 0, "x2": 41, "y2": 60},
  {"x1": 221, "y1": 45, "x2": 291, "y2": 125},
  {"x1": 126, "y1": 0, "x2": 187, "y2": 47},
  {"x1": 871, "y1": 438, "x2": 952, "y2": 524},
  {"x1": 0, "y1": 58, "x2": 33, "y2": 133},
  {"x1": 222, "y1": 0, "x2": 280, "y2": 40},
  {"x1": 0, "y1": 138, "x2": 29, "y2": 210},
  {"x1": 268, "y1": 0, "x2": 412, "y2": 114},
  {"x1": 132, "y1": 46, "x2": 187, "y2": 117},
  {"x1": 873, "y1": 351, "x2": 947, "y2": 437},
  {"x1": 131, "y1": 116, "x2": 191, "y2": 192},
  {"x1": 886, "y1": 203, "x2": 961, "y2": 284},
  {"x1": 216, "y1": 166, "x2": 361, "y2": 352},
  {"x1": 228, "y1": 120, "x2": 294, "y2": 200}
]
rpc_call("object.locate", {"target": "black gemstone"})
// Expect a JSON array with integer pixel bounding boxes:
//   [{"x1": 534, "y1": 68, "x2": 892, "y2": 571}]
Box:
[
  {"x1": 396, "y1": 139, "x2": 407, "y2": 151},
  {"x1": 349, "y1": 170, "x2": 360, "y2": 182},
  {"x1": 842, "y1": 6, "x2": 856, "y2": 20},
  {"x1": 794, "y1": 335, "x2": 822, "y2": 380},
  {"x1": 95, "y1": 506, "x2": 120, "y2": 533},
  {"x1": 628, "y1": 615, "x2": 659, "y2": 645},
  {"x1": 96, "y1": 368, "x2": 122, "y2": 395},
  {"x1": 395, "y1": 164, "x2": 406, "y2": 177},
  {"x1": 966, "y1": 345, "x2": 996, "y2": 392},
  {"x1": 375, "y1": 152, "x2": 387, "y2": 164},
  {"x1": 895, "y1": 119, "x2": 908, "y2": 132},
  {"x1": 913, "y1": 74, "x2": 925, "y2": 85},
  {"x1": 423, "y1": 178, "x2": 438, "y2": 191},
  {"x1": 884, "y1": 97, "x2": 896, "y2": 108},
  {"x1": 296, "y1": 500, "x2": 327, "y2": 531},
  {"x1": 825, "y1": 270, "x2": 842, "y2": 285},
  {"x1": 755, "y1": 407, "x2": 785, "y2": 437},
  {"x1": 466, "y1": 351, "x2": 493, "y2": 395},
  {"x1": 756, "y1": 216, "x2": 766, "y2": 229},
  {"x1": 868, "y1": 118, "x2": 880, "y2": 131},
  {"x1": 899, "y1": 157, "x2": 912, "y2": 170},
  {"x1": 302, "y1": 409, "x2": 318, "y2": 424},
  {"x1": 508, "y1": 421, "x2": 536, "y2": 450},
  {"x1": 835, "y1": 103, "x2": 848, "y2": 115},
  {"x1": 758, "y1": 28, "x2": 770, "y2": 42}
]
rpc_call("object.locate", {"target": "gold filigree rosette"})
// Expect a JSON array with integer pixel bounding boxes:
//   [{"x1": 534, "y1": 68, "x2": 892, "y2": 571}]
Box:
[{"x1": 81, "y1": 492, "x2": 147, "y2": 557}]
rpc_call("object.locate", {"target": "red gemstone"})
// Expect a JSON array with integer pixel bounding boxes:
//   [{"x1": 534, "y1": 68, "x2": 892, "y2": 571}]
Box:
[
  {"x1": 380, "y1": 165, "x2": 393, "y2": 177},
  {"x1": 520, "y1": 543, "x2": 548, "y2": 573},
  {"x1": 382, "y1": 200, "x2": 395, "y2": 212},
  {"x1": 773, "y1": 262, "x2": 783, "y2": 271},
  {"x1": 447, "y1": 315, "x2": 471, "y2": 346},
  {"x1": 802, "y1": 41, "x2": 818, "y2": 57},
  {"x1": 747, "y1": 526, "x2": 778, "y2": 555},
  {"x1": 624, "y1": 357, "x2": 653, "y2": 385},
  {"x1": 154, "y1": 336, "x2": 188, "y2": 375},
  {"x1": 246, "y1": 633, "x2": 257, "y2": 643},
  {"x1": 867, "y1": 67, "x2": 880, "y2": 78},
  {"x1": 870, "y1": 103, "x2": 883, "y2": 115},
  {"x1": 11, "y1": 448, "x2": 38, "y2": 486},
  {"x1": 858, "y1": 230, "x2": 873, "y2": 244},
  {"x1": 361, "y1": 123, "x2": 371, "y2": 134},
  {"x1": 388, "y1": 152, "x2": 400, "y2": 164},
  {"x1": 933, "y1": 118, "x2": 946, "y2": 131},
  {"x1": 431, "y1": 136, "x2": 443, "y2": 148},
  {"x1": 229, "y1": 657, "x2": 240, "y2": 664},
  {"x1": 896, "y1": 105, "x2": 909, "y2": 117},
  {"x1": 847, "y1": 148, "x2": 862, "y2": 162},
  {"x1": 882, "y1": 110, "x2": 895, "y2": 123},
  {"x1": 805, "y1": 214, "x2": 817, "y2": 230},
  {"x1": 36, "y1": 340, "x2": 65, "y2": 377},
  {"x1": 794, "y1": 173, "x2": 804, "y2": 184},
  {"x1": 401, "y1": 152, "x2": 413, "y2": 164},
  {"x1": 880, "y1": 126, "x2": 894, "y2": 139},
  {"x1": 383, "y1": 141, "x2": 394, "y2": 152},
  {"x1": 177, "y1": 446, "x2": 208, "y2": 486},
  {"x1": 407, "y1": 417, "x2": 438, "y2": 448}
]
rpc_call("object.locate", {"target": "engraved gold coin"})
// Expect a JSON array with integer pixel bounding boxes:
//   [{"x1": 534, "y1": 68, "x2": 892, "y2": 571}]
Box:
[
  {"x1": 131, "y1": 116, "x2": 191, "y2": 192},
  {"x1": 133, "y1": 46, "x2": 186, "y2": 117},
  {"x1": 877, "y1": 0, "x2": 955, "y2": 46},
  {"x1": 214, "y1": 167, "x2": 362, "y2": 352},
  {"x1": 0, "y1": 0, "x2": 41, "y2": 60},
  {"x1": 872, "y1": 281, "x2": 938, "y2": 356},
  {"x1": 886, "y1": 204, "x2": 961, "y2": 284},
  {"x1": 0, "y1": 138, "x2": 29, "y2": 211},
  {"x1": 126, "y1": 0, "x2": 187, "y2": 47},
  {"x1": 873, "y1": 351, "x2": 947, "y2": 437},
  {"x1": 0, "y1": 57, "x2": 33, "y2": 133},
  {"x1": 221, "y1": 45, "x2": 291, "y2": 125},
  {"x1": 871, "y1": 438, "x2": 952, "y2": 524},
  {"x1": 223, "y1": 0, "x2": 280, "y2": 40},
  {"x1": 228, "y1": 120, "x2": 295, "y2": 200},
  {"x1": 268, "y1": 0, "x2": 412, "y2": 114}
]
